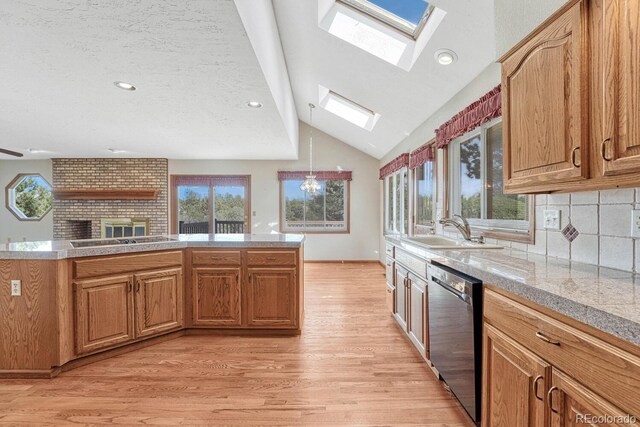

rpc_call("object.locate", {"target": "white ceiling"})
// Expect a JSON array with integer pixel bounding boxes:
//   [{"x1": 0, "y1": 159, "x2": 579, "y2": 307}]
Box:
[
  {"x1": 0, "y1": 0, "x2": 297, "y2": 160},
  {"x1": 272, "y1": 0, "x2": 496, "y2": 159},
  {"x1": 0, "y1": 0, "x2": 497, "y2": 161}
]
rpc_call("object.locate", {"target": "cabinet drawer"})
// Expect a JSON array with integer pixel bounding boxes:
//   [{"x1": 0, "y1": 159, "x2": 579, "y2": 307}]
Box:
[
  {"x1": 385, "y1": 243, "x2": 395, "y2": 258},
  {"x1": 484, "y1": 289, "x2": 640, "y2": 416},
  {"x1": 395, "y1": 249, "x2": 427, "y2": 280},
  {"x1": 191, "y1": 250, "x2": 241, "y2": 266},
  {"x1": 385, "y1": 257, "x2": 394, "y2": 287},
  {"x1": 247, "y1": 251, "x2": 297, "y2": 266},
  {"x1": 73, "y1": 251, "x2": 183, "y2": 279}
]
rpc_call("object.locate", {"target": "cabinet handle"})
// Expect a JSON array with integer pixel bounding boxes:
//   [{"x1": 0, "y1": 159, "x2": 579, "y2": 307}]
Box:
[
  {"x1": 571, "y1": 147, "x2": 580, "y2": 167},
  {"x1": 547, "y1": 386, "x2": 559, "y2": 414},
  {"x1": 536, "y1": 331, "x2": 560, "y2": 346},
  {"x1": 127, "y1": 279, "x2": 133, "y2": 293},
  {"x1": 601, "y1": 138, "x2": 613, "y2": 161},
  {"x1": 135, "y1": 280, "x2": 141, "y2": 293},
  {"x1": 533, "y1": 375, "x2": 544, "y2": 401}
]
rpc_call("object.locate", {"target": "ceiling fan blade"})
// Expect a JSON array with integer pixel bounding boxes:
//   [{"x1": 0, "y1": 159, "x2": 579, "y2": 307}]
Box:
[{"x1": 0, "y1": 148, "x2": 24, "y2": 158}]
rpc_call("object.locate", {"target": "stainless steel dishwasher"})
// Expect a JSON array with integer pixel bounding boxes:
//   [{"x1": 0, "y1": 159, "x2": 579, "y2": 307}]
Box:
[{"x1": 427, "y1": 261, "x2": 483, "y2": 425}]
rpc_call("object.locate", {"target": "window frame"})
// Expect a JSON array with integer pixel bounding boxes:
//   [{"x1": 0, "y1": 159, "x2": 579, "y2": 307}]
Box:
[
  {"x1": 383, "y1": 167, "x2": 408, "y2": 236},
  {"x1": 170, "y1": 175, "x2": 251, "y2": 234},
  {"x1": 447, "y1": 118, "x2": 535, "y2": 243},
  {"x1": 279, "y1": 178, "x2": 351, "y2": 234},
  {"x1": 412, "y1": 148, "x2": 437, "y2": 234},
  {"x1": 5, "y1": 173, "x2": 53, "y2": 222},
  {"x1": 338, "y1": 0, "x2": 435, "y2": 39}
]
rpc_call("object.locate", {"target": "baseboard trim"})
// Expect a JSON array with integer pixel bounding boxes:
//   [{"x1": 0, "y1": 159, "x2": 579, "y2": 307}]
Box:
[{"x1": 0, "y1": 369, "x2": 58, "y2": 379}]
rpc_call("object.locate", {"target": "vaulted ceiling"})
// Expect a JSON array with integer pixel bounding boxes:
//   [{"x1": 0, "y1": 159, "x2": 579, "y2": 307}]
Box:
[{"x1": 0, "y1": 0, "x2": 496, "y2": 160}]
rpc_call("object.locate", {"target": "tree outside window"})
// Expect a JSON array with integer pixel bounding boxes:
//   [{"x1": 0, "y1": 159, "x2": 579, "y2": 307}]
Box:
[{"x1": 5, "y1": 174, "x2": 53, "y2": 221}]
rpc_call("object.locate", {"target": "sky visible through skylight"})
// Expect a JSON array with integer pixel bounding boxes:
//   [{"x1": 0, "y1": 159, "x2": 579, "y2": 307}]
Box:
[{"x1": 367, "y1": 0, "x2": 429, "y2": 25}]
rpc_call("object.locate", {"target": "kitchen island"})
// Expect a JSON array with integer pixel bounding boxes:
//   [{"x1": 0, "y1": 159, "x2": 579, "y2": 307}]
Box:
[{"x1": 0, "y1": 234, "x2": 305, "y2": 378}]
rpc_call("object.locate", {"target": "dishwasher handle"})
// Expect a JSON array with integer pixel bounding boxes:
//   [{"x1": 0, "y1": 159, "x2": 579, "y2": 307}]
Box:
[{"x1": 430, "y1": 276, "x2": 472, "y2": 305}]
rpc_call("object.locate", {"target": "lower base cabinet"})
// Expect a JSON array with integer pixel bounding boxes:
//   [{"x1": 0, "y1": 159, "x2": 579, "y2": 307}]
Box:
[
  {"x1": 393, "y1": 263, "x2": 428, "y2": 360},
  {"x1": 192, "y1": 267, "x2": 242, "y2": 326},
  {"x1": 247, "y1": 268, "x2": 297, "y2": 328},
  {"x1": 74, "y1": 275, "x2": 135, "y2": 355},
  {"x1": 483, "y1": 289, "x2": 640, "y2": 427},
  {"x1": 75, "y1": 268, "x2": 184, "y2": 355}
]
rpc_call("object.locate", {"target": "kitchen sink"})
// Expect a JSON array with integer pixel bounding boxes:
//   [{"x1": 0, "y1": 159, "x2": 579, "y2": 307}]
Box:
[
  {"x1": 407, "y1": 235, "x2": 503, "y2": 250},
  {"x1": 70, "y1": 236, "x2": 177, "y2": 248}
]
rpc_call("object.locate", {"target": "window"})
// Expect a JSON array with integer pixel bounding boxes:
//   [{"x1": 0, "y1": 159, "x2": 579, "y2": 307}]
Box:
[
  {"x1": 449, "y1": 118, "x2": 532, "y2": 237},
  {"x1": 384, "y1": 168, "x2": 408, "y2": 234},
  {"x1": 280, "y1": 178, "x2": 349, "y2": 233},
  {"x1": 171, "y1": 175, "x2": 250, "y2": 234},
  {"x1": 340, "y1": 0, "x2": 435, "y2": 38},
  {"x1": 5, "y1": 174, "x2": 52, "y2": 221},
  {"x1": 414, "y1": 160, "x2": 435, "y2": 231}
]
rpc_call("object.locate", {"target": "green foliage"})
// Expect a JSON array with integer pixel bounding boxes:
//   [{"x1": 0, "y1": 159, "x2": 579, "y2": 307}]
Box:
[
  {"x1": 179, "y1": 190, "x2": 208, "y2": 223},
  {"x1": 285, "y1": 180, "x2": 345, "y2": 225},
  {"x1": 14, "y1": 177, "x2": 52, "y2": 218},
  {"x1": 215, "y1": 193, "x2": 245, "y2": 221}
]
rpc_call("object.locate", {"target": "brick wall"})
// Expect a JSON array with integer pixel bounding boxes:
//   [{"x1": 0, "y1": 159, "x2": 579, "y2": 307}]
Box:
[{"x1": 52, "y1": 159, "x2": 168, "y2": 240}]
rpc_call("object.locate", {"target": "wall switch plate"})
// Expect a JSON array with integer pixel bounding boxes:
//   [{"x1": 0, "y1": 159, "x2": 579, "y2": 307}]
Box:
[
  {"x1": 631, "y1": 210, "x2": 640, "y2": 238},
  {"x1": 544, "y1": 209, "x2": 561, "y2": 230},
  {"x1": 10, "y1": 280, "x2": 21, "y2": 297}
]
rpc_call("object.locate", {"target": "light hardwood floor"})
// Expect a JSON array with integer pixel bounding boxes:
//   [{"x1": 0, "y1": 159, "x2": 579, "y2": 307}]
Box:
[{"x1": 0, "y1": 263, "x2": 473, "y2": 426}]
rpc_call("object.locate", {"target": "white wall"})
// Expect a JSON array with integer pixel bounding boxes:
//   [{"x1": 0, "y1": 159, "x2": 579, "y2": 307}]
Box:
[
  {"x1": 170, "y1": 121, "x2": 380, "y2": 261},
  {"x1": 0, "y1": 159, "x2": 53, "y2": 243}
]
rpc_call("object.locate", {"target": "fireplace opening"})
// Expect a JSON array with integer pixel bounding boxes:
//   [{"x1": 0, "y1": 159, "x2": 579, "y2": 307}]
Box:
[{"x1": 65, "y1": 220, "x2": 92, "y2": 240}]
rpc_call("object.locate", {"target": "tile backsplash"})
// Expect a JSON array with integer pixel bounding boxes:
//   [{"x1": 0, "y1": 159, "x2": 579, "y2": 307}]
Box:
[{"x1": 508, "y1": 188, "x2": 638, "y2": 272}]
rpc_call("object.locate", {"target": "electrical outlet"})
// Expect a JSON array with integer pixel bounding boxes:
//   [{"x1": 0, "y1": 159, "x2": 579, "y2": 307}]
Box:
[
  {"x1": 11, "y1": 280, "x2": 21, "y2": 297},
  {"x1": 631, "y1": 210, "x2": 640, "y2": 238},
  {"x1": 544, "y1": 209, "x2": 561, "y2": 230}
]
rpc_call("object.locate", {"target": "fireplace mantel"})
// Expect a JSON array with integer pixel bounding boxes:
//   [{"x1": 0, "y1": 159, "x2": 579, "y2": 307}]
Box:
[{"x1": 52, "y1": 189, "x2": 160, "y2": 200}]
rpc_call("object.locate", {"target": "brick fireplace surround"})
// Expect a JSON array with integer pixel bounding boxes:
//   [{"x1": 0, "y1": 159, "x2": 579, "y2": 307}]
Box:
[{"x1": 52, "y1": 159, "x2": 168, "y2": 240}]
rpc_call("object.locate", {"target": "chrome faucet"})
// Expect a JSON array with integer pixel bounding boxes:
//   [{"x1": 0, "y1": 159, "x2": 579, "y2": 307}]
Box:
[{"x1": 439, "y1": 214, "x2": 473, "y2": 241}]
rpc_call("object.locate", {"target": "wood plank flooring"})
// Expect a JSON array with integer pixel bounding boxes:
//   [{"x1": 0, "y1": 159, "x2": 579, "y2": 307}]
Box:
[{"x1": 0, "y1": 263, "x2": 473, "y2": 426}]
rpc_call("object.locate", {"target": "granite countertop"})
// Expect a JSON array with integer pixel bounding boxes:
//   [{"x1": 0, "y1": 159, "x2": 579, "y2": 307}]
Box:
[
  {"x1": 0, "y1": 234, "x2": 305, "y2": 260},
  {"x1": 386, "y1": 235, "x2": 640, "y2": 347}
]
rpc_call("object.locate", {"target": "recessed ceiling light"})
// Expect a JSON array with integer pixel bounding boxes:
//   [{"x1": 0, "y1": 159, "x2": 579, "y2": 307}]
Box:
[
  {"x1": 318, "y1": 87, "x2": 381, "y2": 131},
  {"x1": 247, "y1": 101, "x2": 263, "y2": 108},
  {"x1": 27, "y1": 148, "x2": 47, "y2": 154},
  {"x1": 435, "y1": 49, "x2": 457, "y2": 65},
  {"x1": 107, "y1": 148, "x2": 127, "y2": 154},
  {"x1": 114, "y1": 81, "x2": 136, "y2": 91}
]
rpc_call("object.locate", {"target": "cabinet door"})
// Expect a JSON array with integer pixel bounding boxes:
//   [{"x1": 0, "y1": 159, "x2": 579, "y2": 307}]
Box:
[
  {"x1": 74, "y1": 275, "x2": 135, "y2": 354},
  {"x1": 192, "y1": 268, "x2": 241, "y2": 326},
  {"x1": 482, "y1": 324, "x2": 550, "y2": 427},
  {"x1": 134, "y1": 268, "x2": 183, "y2": 338},
  {"x1": 600, "y1": 0, "x2": 640, "y2": 176},
  {"x1": 550, "y1": 369, "x2": 640, "y2": 427},
  {"x1": 246, "y1": 268, "x2": 297, "y2": 328},
  {"x1": 502, "y1": 1, "x2": 588, "y2": 192},
  {"x1": 407, "y1": 275, "x2": 428, "y2": 358},
  {"x1": 394, "y1": 266, "x2": 408, "y2": 330}
]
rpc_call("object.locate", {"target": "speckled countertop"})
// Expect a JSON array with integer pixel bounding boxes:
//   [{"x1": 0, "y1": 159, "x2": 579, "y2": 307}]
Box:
[
  {"x1": 0, "y1": 234, "x2": 305, "y2": 260},
  {"x1": 386, "y1": 236, "x2": 640, "y2": 347}
]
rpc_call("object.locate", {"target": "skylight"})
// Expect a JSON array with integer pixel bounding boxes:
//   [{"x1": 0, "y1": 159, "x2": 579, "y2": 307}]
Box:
[
  {"x1": 339, "y1": 0, "x2": 434, "y2": 38},
  {"x1": 318, "y1": 86, "x2": 381, "y2": 131}
]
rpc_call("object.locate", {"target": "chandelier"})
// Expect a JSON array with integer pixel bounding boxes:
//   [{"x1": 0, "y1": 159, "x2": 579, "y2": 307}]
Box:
[{"x1": 300, "y1": 103, "x2": 321, "y2": 194}]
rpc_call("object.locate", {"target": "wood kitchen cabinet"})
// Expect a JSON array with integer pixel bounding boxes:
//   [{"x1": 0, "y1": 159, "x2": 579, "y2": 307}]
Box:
[
  {"x1": 501, "y1": 0, "x2": 588, "y2": 193},
  {"x1": 482, "y1": 324, "x2": 550, "y2": 427},
  {"x1": 192, "y1": 267, "x2": 242, "y2": 326},
  {"x1": 501, "y1": 0, "x2": 640, "y2": 193},
  {"x1": 598, "y1": 0, "x2": 640, "y2": 176},
  {"x1": 246, "y1": 268, "x2": 297, "y2": 328},
  {"x1": 134, "y1": 268, "x2": 184, "y2": 338},
  {"x1": 483, "y1": 288, "x2": 640, "y2": 427},
  {"x1": 407, "y1": 273, "x2": 428, "y2": 359},
  {"x1": 75, "y1": 275, "x2": 135, "y2": 354}
]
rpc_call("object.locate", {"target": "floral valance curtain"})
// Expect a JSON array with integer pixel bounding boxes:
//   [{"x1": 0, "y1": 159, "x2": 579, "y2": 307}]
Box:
[
  {"x1": 173, "y1": 176, "x2": 248, "y2": 187},
  {"x1": 379, "y1": 153, "x2": 409, "y2": 180},
  {"x1": 435, "y1": 85, "x2": 502, "y2": 148},
  {"x1": 409, "y1": 143, "x2": 435, "y2": 169},
  {"x1": 277, "y1": 171, "x2": 353, "y2": 181}
]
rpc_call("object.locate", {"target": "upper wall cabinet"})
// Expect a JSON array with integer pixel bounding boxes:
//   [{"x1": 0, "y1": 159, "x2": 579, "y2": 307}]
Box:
[
  {"x1": 501, "y1": 0, "x2": 640, "y2": 193},
  {"x1": 600, "y1": 0, "x2": 640, "y2": 175},
  {"x1": 501, "y1": 0, "x2": 588, "y2": 193}
]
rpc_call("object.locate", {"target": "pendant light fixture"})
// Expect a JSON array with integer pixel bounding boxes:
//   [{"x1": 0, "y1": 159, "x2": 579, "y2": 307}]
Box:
[{"x1": 300, "y1": 103, "x2": 321, "y2": 194}]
